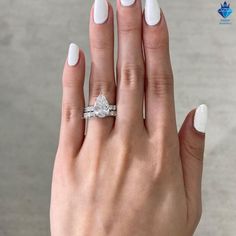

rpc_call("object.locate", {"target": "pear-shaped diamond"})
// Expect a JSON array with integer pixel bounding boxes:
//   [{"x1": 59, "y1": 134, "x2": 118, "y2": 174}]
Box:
[{"x1": 94, "y1": 94, "x2": 110, "y2": 118}]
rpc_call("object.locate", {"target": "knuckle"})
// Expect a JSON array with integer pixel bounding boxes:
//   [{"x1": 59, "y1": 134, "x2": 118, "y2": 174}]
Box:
[
  {"x1": 183, "y1": 139, "x2": 204, "y2": 162},
  {"x1": 62, "y1": 102, "x2": 81, "y2": 122},
  {"x1": 145, "y1": 27, "x2": 169, "y2": 50},
  {"x1": 118, "y1": 9, "x2": 142, "y2": 34},
  {"x1": 146, "y1": 36, "x2": 169, "y2": 51},
  {"x1": 119, "y1": 25, "x2": 141, "y2": 34},
  {"x1": 147, "y1": 73, "x2": 173, "y2": 96},
  {"x1": 92, "y1": 40, "x2": 113, "y2": 51},
  {"x1": 119, "y1": 63, "x2": 144, "y2": 89},
  {"x1": 90, "y1": 79, "x2": 115, "y2": 98},
  {"x1": 63, "y1": 76, "x2": 79, "y2": 88},
  {"x1": 119, "y1": 16, "x2": 141, "y2": 34}
]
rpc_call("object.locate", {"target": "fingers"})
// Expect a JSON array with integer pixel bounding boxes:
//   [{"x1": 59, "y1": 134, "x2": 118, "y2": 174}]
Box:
[
  {"x1": 59, "y1": 44, "x2": 86, "y2": 157},
  {"x1": 179, "y1": 105, "x2": 208, "y2": 225},
  {"x1": 87, "y1": 0, "x2": 116, "y2": 136},
  {"x1": 116, "y1": 0, "x2": 145, "y2": 130},
  {"x1": 143, "y1": 1, "x2": 176, "y2": 137}
]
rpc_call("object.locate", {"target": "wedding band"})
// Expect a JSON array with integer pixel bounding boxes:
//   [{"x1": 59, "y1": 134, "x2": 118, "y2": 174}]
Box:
[{"x1": 83, "y1": 94, "x2": 117, "y2": 119}]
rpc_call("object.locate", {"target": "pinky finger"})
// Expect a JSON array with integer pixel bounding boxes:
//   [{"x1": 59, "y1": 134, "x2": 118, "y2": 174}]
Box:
[
  {"x1": 179, "y1": 105, "x2": 208, "y2": 227},
  {"x1": 58, "y1": 43, "x2": 86, "y2": 158}
]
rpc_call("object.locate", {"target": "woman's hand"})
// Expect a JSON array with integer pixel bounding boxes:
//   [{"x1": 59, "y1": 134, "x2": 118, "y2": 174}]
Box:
[{"x1": 50, "y1": 0, "x2": 208, "y2": 235}]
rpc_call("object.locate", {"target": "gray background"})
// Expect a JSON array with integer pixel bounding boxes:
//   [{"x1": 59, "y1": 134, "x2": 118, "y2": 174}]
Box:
[{"x1": 0, "y1": 0, "x2": 235, "y2": 235}]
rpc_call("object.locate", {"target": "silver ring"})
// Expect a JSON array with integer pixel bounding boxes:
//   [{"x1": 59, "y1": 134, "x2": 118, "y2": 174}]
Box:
[{"x1": 83, "y1": 94, "x2": 117, "y2": 119}]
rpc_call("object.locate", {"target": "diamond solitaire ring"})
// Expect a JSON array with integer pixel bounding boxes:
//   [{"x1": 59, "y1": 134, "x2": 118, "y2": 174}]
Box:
[{"x1": 83, "y1": 94, "x2": 117, "y2": 119}]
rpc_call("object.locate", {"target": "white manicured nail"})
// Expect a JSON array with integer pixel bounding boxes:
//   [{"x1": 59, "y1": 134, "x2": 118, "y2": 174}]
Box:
[
  {"x1": 68, "y1": 43, "x2": 79, "y2": 67},
  {"x1": 94, "y1": 0, "x2": 109, "y2": 24},
  {"x1": 121, "y1": 0, "x2": 136, "y2": 7},
  {"x1": 145, "y1": 0, "x2": 161, "y2": 26},
  {"x1": 194, "y1": 104, "x2": 208, "y2": 133}
]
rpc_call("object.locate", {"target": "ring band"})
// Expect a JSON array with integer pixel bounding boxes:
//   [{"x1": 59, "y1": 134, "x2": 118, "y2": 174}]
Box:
[{"x1": 83, "y1": 94, "x2": 117, "y2": 119}]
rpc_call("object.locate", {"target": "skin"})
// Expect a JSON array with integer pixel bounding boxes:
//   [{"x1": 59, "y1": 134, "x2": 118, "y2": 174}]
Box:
[{"x1": 50, "y1": 1, "x2": 205, "y2": 235}]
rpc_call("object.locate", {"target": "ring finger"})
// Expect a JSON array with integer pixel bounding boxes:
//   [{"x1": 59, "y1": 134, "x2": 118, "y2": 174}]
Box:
[{"x1": 87, "y1": 0, "x2": 116, "y2": 137}]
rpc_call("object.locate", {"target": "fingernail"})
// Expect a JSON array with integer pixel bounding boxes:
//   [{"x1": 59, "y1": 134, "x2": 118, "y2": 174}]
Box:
[
  {"x1": 68, "y1": 43, "x2": 80, "y2": 67},
  {"x1": 145, "y1": 0, "x2": 161, "y2": 26},
  {"x1": 194, "y1": 104, "x2": 208, "y2": 133},
  {"x1": 120, "y1": 0, "x2": 136, "y2": 7},
  {"x1": 94, "y1": 0, "x2": 109, "y2": 24}
]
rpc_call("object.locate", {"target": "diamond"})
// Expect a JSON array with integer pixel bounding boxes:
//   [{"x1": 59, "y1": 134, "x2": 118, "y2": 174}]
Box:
[{"x1": 93, "y1": 94, "x2": 110, "y2": 118}]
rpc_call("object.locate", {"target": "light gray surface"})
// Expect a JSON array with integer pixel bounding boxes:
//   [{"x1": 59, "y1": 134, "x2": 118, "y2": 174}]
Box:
[{"x1": 0, "y1": 0, "x2": 235, "y2": 235}]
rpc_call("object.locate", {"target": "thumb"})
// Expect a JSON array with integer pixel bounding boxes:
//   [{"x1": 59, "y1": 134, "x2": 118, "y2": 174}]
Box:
[{"x1": 179, "y1": 104, "x2": 208, "y2": 225}]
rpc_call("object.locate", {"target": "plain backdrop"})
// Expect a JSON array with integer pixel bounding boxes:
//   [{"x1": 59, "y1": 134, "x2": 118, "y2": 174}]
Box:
[{"x1": 0, "y1": 0, "x2": 236, "y2": 235}]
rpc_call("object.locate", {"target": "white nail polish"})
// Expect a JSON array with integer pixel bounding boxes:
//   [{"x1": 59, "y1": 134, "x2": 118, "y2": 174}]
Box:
[
  {"x1": 68, "y1": 43, "x2": 79, "y2": 67},
  {"x1": 121, "y1": 0, "x2": 135, "y2": 7},
  {"x1": 94, "y1": 0, "x2": 109, "y2": 24},
  {"x1": 145, "y1": 0, "x2": 161, "y2": 26},
  {"x1": 194, "y1": 104, "x2": 208, "y2": 133}
]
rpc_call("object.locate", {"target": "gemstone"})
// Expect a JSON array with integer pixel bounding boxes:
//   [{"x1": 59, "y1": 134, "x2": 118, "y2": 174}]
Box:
[{"x1": 94, "y1": 94, "x2": 110, "y2": 118}]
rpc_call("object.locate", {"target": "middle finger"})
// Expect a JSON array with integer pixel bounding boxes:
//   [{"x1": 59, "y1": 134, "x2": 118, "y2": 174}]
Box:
[{"x1": 116, "y1": 0, "x2": 145, "y2": 131}]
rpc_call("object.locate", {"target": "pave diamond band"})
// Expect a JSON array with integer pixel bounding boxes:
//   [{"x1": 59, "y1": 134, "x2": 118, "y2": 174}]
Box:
[
  {"x1": 84, "y1": 105, "x2": 116, "y2": 113},
  {"x1": 83, "y1": 110, "x2": 117, "y2": 119},
  {"x1": 83, "y1": 94, "x2": 117, "y2": 119}
]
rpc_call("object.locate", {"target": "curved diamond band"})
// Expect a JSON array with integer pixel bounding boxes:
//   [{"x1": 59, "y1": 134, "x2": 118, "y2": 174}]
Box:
[
  {"x1": 83, "y1": 110, "x2": 117, "y2": 119},
  {"x1": 84, "y1": 105, "x2": 116, "y2": 113},
  {"x1": 83, "y1": 94, "x2": 117, "y2": 119}
]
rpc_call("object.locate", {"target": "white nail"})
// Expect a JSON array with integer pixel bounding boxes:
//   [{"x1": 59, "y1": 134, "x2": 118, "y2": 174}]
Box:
[
  {"x1": 94, "y1": 0, "x2": 109, "y2": 24},
  {"x1": 68, "y1": 43, "x2": 80, "y2": 67},
  {"x1": 145, "y1": 0, "x2": 161, "y2": 26},
  {"x1": 194, "y1": 104, "x2": 208, "y2": 133},
  {"x1": 121, "y1": 0, "x2": 136, "y2": 7}
]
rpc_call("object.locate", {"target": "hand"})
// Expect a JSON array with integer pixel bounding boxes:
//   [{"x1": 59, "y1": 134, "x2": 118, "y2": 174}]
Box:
[{"x1": 50, "y1": 0, "x2": 208, "y2": 235}]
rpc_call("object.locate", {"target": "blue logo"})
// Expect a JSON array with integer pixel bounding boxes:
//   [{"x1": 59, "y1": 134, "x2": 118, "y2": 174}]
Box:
[{"x1": 218, "y1": 1, "x2": 233, "y2": 18}]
